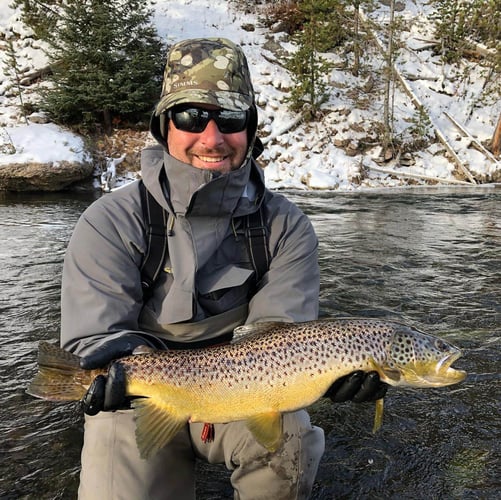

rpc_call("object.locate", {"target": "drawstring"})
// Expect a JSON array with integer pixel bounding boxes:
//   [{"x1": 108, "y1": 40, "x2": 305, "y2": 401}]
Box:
[
  {"x1": 231, "y1": 218, "x2": 239, "y2": 241},
  {"x1": 167, "y1": 214, "x2": 175, "y2": 236}
]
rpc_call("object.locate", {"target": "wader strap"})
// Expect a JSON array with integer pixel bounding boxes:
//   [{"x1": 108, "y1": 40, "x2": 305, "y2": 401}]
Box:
[
  {"x1": 139, "y1": 180, "x2": 168, "y2": 300},
  {"x1": 244, "y1": 207, "x2": 270, "y2": 285}
]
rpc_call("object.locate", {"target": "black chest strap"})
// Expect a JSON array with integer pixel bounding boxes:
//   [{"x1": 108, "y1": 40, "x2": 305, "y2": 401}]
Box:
[
  {"x1": 243, "y1": 206, "x2": 270, "y2": 286},
  {"x1": 139, "y1": 180, "x2": 270, "y2": 299},
  {"x1": 139, "y1": 181, "x2": 168, "y2": 299}
]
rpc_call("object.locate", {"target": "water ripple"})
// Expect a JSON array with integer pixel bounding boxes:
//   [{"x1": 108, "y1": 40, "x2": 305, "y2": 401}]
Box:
[{"x1": 1, "y1": 188, "x2": 500, "y2": 498}]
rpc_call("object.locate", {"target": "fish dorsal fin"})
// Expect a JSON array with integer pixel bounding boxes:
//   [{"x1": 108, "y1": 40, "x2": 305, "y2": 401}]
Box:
[
  {"x1": 246, "y1": 411, "x2": 283, "y2": 452},
  {"x1": 233, "y1": 322, "x2": 285, "y2": 343},
  {"x1": 131, "y1": 398, "x2": 187, "y2": 459}
]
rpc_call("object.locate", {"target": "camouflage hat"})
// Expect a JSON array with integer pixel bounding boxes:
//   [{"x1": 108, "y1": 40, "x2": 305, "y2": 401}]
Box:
[{"x1": 154, "y1": 38, "x2": 255, "y2": 115}]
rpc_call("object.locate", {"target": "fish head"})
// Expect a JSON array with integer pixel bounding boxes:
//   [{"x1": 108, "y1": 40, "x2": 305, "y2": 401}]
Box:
[{"x1": 374, "y1": 325, "x2": 467, "y2": 388}]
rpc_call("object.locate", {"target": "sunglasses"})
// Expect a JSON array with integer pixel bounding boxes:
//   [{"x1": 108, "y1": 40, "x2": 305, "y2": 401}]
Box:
[{"x1": 167, "y1": 106, "x2": 249, "y2": 134}]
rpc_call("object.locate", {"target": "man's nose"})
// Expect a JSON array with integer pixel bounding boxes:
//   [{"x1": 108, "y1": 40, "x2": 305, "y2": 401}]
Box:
[{"x1": 200, "y1": 119, "x2": 224, "y2": 147}]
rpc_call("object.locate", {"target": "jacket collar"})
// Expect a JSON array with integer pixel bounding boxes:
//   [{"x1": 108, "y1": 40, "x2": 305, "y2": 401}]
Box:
[
  {"x1": 141, "y1": 146, "x2": 266, "y2": 218},
  {"x1": 163, "y1": 151, "x2": 251, "y2": 217}
]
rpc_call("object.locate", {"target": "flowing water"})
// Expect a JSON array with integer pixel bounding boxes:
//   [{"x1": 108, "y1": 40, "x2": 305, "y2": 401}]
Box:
[{"x1": 0, "y1": 186, "x2": 499, "y2": 499}]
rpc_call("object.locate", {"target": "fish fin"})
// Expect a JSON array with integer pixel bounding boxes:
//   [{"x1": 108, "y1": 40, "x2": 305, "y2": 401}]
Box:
[
  {"x1": 368, "y1": 357, "x2": 401, "y2": 384},
  {"x1": 26, "y1": 341, "x2": 92, "y2": 401},
  {"x1": 380, "y1": 366, "x2": 401, "y2": 383},
  {"x1": 246, "y1": 411, "x2": 283, "y2": 452},
  {"x1": 132, "y1": 345, "x2": 156, "y2": 355},
  {"x1": 131, "y1": 398, "x2": 187, "y2": 460},
  {"x1": 233, "y1": 322, "x2": 285, "y2": 343},
  {"x1": 372, "y1": 398, "x2": 384, "y2": 433}
]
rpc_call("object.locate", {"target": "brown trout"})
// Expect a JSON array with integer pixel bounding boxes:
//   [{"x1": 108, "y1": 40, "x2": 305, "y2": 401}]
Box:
[{"x1": 27, "y1": 318, "x2": 466, "y2": 459}]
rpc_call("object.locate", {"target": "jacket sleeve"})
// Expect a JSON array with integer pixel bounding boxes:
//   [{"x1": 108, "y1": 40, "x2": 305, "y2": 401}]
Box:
[
  {"x1": 60, "y1": 185, "x2": 163, "y2": 355},
  {"x1": 246, "y1": 194, "x2": 319, "y2": 324}
]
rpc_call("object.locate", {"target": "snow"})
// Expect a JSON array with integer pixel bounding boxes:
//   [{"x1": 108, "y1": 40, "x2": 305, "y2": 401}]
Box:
[
  {"x1": 0, "y1": 123, "x2": 90, "y2": 165},
  {"x1": 1, "y1": 0, "x2": 499, "y2": 190}
]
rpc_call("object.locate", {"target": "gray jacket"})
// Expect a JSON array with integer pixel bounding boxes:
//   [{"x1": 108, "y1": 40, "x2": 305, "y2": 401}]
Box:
[{"x1": 61, "y1": 147, "x2": 319, "y2": 355}]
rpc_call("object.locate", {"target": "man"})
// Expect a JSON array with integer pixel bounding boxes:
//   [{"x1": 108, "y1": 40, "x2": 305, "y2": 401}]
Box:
[{"x1": 61, "y1": 38, "x2": 386, "y2": 499}]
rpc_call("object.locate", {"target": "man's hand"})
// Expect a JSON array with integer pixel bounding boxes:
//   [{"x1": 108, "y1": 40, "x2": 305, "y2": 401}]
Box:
[
  {"x1": 79, "y1": 335, "x2": 147, "y2": 416},
  {"x1": 79, "y1": 335, "x2": 147, "y2": 370},
  {"x1": 325, "y1": 371, "x2": 388, "y2": 403},
  {"x1": 81, "y1": 363, "x2": 128, "y2": 415}
]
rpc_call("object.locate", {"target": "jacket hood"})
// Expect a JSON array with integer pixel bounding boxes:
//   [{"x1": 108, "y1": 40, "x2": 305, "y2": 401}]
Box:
[{"x1": 149, "y1": 38, "x2": 262, "y2": 165}]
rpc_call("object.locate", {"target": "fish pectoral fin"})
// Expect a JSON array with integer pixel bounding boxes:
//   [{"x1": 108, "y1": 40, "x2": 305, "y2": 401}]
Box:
[
  {"x1": 380, "y1": 366, "x2": 401, "y2": 383},
  {"x1": 131, "y1": 398, "x2": 187, "y2": 460},
  {"x1": 368, "y1": 357, "x2": 401, "y2": 384},
  {"x1": 246, "y1": 411, "x2": 283, "y2": 452}
]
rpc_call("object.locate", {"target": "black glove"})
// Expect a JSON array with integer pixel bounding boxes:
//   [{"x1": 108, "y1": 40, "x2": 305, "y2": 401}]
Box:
[
  {"x1": 79, "y1": 335, "x2": 147, "y2": 370},
  {"x1": 325, "y1": 371, "x2": 388, "y2": 403},
  {"x1": 81, "y1": 363, "x2": 128, "y2": 415},
  {"x1": 80, "y1": 335, "x2": 146, "y2": 416}
]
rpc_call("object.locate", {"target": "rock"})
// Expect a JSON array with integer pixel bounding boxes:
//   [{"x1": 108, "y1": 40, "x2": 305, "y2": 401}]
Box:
[
  {"x1": 0, "y1": 160, "x2": 94, "y2": 191},
  {"x1": 346, "y1": 141, "x2": 359, "y2": 157},
  {"x1": 28, "y1": 112, "x2": 50, "y2": 124},
  {"x1": 400, "y1": 153, "x2": 416, "y2": 166},
  {"x1": 0, "y1": 123, "x2": 93, "y2": 191},
  {"x1": 241, "y1": 23, "x2": 255, "y2": 32}
]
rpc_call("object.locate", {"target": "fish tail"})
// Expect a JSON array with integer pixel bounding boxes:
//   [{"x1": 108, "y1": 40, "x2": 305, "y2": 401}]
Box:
[{"x1": 26, "y1": 341, "x2": 94, "y2": 402}]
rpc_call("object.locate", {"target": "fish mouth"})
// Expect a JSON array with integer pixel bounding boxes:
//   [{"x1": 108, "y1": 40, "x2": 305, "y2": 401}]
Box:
[
  {"x1": 435, "y1": 349, "x2": 467, "y2": 384},
  {"x1": 400, "y1": 349, "x2": 467, "y2": 387}
]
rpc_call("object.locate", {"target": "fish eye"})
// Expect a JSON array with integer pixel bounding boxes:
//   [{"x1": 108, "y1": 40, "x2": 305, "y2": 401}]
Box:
[{"x1": 434, "y1": 339, "x2": 447, "y2": 351}]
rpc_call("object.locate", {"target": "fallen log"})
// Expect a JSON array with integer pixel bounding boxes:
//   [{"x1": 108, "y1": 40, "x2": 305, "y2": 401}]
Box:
[
  {"x1": 367, "y1": 163, "x2": 471, "y2": 185},
  {"x1": 19, "y1": 65, "x2": 53, "y2": 86},
  {"x1": 444, "y1": 112, "x2": 499, "y2": 164}
]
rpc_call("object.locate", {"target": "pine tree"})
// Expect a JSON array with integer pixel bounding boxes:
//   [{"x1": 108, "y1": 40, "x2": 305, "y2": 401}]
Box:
[
  {"x1": 431, "y1": 0, "x2": 500, "y2": 69},
  {"x1": 10, "y1": 0, "x2": 62, "y2": 41},
  {"x1": 285, "y1": 0, "x2": 346, "y2": 120},
  {"x1": 35, "y1": 0, "x2": 165, "y2": 133},
  {"x1": 2, "y1": 38, "x2": 28, "y2": 125},
  {"x1": 346, "y1": 0, "x2": 376, "y2": 77}
]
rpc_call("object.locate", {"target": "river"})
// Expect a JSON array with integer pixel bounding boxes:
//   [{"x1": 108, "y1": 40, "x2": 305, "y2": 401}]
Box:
[{"x1": 0, "y1": 186, "x2": 499, "y2": 499}]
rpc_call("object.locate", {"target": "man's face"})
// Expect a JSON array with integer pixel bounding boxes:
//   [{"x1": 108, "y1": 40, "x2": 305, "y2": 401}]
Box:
[{"x1": 166, "y1": 104, "x2": 248, "y2": 174}]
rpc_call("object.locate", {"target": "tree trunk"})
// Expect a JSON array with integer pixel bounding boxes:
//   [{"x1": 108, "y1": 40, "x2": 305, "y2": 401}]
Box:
[
  {"x1": 492, "y1": 112, "x2": 501, "y2": 158},
  {"x1": 352, "y1": 2, "x2": 360, "y2": 77},
  {"x1": 103, "y1": 109, "x2": 113, "y2": 136},
  {"x1": 382, "y1": 0, "x2": 396, "y2": 155}
]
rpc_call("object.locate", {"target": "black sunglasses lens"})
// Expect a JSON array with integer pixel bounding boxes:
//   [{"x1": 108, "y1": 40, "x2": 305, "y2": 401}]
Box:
[
  {"x1": 171, "y1": 108, "x2": 207, "y2": 133},
  {"x1": 216, "y1": 109, "x2": 248, "y2": 133},
  {"x1": 170, "y1": 108, "x2": 248, "y2": 133}
]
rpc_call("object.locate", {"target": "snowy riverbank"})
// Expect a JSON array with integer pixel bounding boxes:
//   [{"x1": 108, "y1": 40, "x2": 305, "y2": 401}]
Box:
[{"x1": 1, "y1": 0, "x2": 499, "y2": 191}]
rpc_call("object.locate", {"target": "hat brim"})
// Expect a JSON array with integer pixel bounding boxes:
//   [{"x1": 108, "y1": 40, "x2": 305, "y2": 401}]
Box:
[{"x1": 155, "y1": 89, "x2": 252, "y2": 115}]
